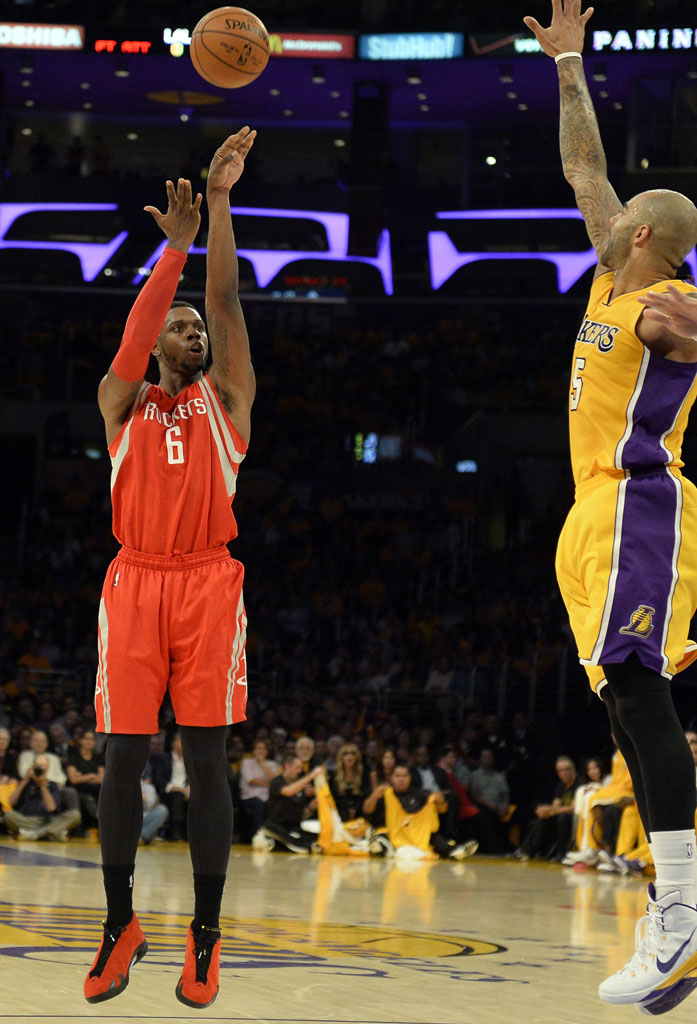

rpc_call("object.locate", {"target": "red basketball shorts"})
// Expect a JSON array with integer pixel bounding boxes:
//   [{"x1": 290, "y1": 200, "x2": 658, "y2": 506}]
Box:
[{"x1": 95, "y1": 546, "x2": 247, "y2": 733}]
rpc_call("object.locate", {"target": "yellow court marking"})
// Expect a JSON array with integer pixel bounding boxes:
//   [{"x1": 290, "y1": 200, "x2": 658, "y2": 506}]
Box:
[
  {"x1": 0, "y1": 903, "x2": 504, "y2": 960},
  {"x1": 0, "y1": 923, "x2": 61, "y2": 947}
]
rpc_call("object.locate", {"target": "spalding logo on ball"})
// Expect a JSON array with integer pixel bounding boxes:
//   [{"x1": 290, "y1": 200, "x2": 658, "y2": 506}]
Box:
[{"x1": 191, "y1": 6, "x2": 270, "y2": 88}]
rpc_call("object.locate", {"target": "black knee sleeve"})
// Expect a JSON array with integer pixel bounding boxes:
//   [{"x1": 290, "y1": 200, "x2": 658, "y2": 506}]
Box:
[
  {"x1": 180, "y1": 725, "x2": 232, "y2": 876},
  {"x1": 98, "y1": 733, "x2": 151, "y2": 864},
  {"x1": 603, "y1": 655, "x2": 695, "y2": 833}
]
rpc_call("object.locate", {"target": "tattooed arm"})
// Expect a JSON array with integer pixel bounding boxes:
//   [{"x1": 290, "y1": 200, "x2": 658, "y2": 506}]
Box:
[
  {"x1": 205, "y1": 129, "x2": 257, "y2": 443},
  {"x1": 557, "y1": 59, "x2": 622, "y2": 276},
  {"x1": 524, "y1": 0, "x2": 621, "y2": 277}
]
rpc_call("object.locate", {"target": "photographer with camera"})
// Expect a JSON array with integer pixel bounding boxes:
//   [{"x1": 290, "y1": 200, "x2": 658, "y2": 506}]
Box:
[{"x1": 3, "y1": 754, "x2": 81, "y2": 841}]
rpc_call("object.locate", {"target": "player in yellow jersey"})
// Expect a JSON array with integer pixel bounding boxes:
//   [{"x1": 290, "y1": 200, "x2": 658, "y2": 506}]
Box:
[{"x1": 525, "y1": 1, "x2": 697, "y2": 1014}]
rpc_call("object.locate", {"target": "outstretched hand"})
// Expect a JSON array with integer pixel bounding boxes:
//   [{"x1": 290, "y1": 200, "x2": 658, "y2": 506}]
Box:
[
  {"x1": 144, "y1": 178, "x2": 202, "y2": 250},
  {"x1": 523, "y1": 0, "x2": 594, "y2": 59},
  {"x1": 638, "y1": 284, "x2": 697, "y2": 340},
  {"x1": 207, "y1": 126, "x2": 257, "y2": 193}
]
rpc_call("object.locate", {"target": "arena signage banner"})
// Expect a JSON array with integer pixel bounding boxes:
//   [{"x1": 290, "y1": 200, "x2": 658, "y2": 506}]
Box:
[
  {"x1": 267, "y1": 33, "x2": 356, "y2": 58},
  {"x1": 0, "y1": 22, "x2": 84, "y2": 49},
  {"x1": 358, "y1": 32, "x2": 464, "y2": 60},
  {"x1": 470, "y1": 26, "x2": 697, "y2": 56},
  {"x1": 162, "y1": 27, "x2": 355, "y2": 58},
  {"x1": 592, "y1": 27, "x2": 697, "y2": 51}
]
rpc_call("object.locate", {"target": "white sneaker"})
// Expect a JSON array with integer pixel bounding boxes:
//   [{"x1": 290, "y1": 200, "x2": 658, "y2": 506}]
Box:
[
  {"x1": 449, "y1": 840, "x2": 478, "y2": 861},
  {"x1": 18, "y1": 827, "x2": 45, "y2": 841},
  {"x1": 562, "y1": 849, "x2": 599, "y2": 867},
  {"x1": 598, "y1": 884, "x2": 697, "y2": 1005},
  {"x1": 251, "y1": 829, "x2": 274, "y2": 852},
  {"x1": 597, "y1": 850, "x2": 619, "y2": 873}
]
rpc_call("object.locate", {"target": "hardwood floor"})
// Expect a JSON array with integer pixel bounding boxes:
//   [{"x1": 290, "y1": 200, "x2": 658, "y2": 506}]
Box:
[{"x1": 0, "y1": 838, "x2": 689, "y2": 1022}]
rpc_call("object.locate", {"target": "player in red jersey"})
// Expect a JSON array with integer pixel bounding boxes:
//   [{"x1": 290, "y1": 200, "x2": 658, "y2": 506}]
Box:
[{"x1": 84, "y1": 128, "x2": 257, "y2": 1009}]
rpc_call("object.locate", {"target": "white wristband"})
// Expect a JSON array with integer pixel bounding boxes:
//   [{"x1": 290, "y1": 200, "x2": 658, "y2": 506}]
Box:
[{"x1": 555, "y1": 51, "x2": 582, "y2": 63}]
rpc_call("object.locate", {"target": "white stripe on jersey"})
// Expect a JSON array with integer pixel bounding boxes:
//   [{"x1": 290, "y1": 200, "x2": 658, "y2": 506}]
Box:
[
  {"x1": 226, "y1": 589, "x2": 247, "y2": 724},
  {"x1": 590, "y1": 476, "x2": 628, "y2": 664},
  {"x1": 658, "y1": 469, "x2": 683, "y2": 676},
  {"x1": 200, "y1": 376, "x2": 246, "y2": 464},
  {"x1": 97, "y1": 597, "x2": 112, "y2": 733},
  {"x1": 198, "y1": 376, "x2": 245, "y2": 497},
  {"x1": 110, "y1": 382, "x2": 151, "y2": 492},
  {"x1": 614, "y1": 347, "x2": 650, "y2": 470},
  {"x1": 658, "y1": 371, "x2": 697, "y2": 464}
]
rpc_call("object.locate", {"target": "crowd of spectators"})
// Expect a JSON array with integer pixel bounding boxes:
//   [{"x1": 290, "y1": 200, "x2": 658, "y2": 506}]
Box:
[
  {"x1": 1, "y1": 242, "x2": 695, "y2": 859},
  {"x1": 2, "y1": 295, "x2": 585, "y2": 742}
]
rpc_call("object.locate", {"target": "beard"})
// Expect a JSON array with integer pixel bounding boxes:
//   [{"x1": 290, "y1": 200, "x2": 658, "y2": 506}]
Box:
[{"x1": 600, "y1": 224, "x2": 634, "y2": 269}]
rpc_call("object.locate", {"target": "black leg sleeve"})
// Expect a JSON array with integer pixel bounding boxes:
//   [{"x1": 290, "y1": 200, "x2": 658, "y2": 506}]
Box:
[
  {"x1": 602, "y1": 654, "x2": 696, "y2": 835},
  {"x1": 180, "y1": 725, "x2": 232, "y2": 876},
  {"x1": 98, "y1": 734, "x2": 151, "y2": 865}
]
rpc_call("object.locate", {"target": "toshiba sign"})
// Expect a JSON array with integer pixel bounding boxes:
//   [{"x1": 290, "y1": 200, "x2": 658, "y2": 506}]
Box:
[{"x1": 0, "y1": 22, "x2": 84, "y2": 49}]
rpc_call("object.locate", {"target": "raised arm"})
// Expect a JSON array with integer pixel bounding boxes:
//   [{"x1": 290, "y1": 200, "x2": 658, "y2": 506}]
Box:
[
  {"x1": 98, "y1": 179, "x2": 202, "y2": 445},
  {"x1": 205, "y1": 128, "x2": 258, "y2": 444},
  {"x1": 524, "y1": 0, "x2": 621, "y2": 274},
  {"x1": 279, "y1": 766, "x2": 323, "y2": 798}
]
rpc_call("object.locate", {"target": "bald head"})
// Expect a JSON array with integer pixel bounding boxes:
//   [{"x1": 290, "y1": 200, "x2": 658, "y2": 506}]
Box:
[{"x1": 631, "y1": 190, "x2": 697, "y2": 268}]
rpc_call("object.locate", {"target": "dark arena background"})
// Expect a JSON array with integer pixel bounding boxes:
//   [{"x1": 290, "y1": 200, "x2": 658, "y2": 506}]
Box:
[{"x1": 1, "y1": 2, "x2": 697, "y2": 1022}]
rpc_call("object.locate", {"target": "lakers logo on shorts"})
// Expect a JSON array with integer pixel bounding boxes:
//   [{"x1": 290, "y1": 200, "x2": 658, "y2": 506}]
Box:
[{"x1": 619, "y1": 605, "x2": 656, "y2": 639}]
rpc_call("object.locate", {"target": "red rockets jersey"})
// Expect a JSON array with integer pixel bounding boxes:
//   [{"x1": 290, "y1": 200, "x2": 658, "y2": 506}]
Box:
[{"x1": 108, "y1": 374, "x2": 247, "y2": 555}]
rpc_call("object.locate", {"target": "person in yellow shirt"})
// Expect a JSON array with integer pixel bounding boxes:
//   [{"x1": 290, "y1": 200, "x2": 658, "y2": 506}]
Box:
[
  {"x1": 525, "y1": 1, "x2": 697, "y2": 1014},
  {"x1": 363, "y1": 764, "x2": 477, "y2": 861}
]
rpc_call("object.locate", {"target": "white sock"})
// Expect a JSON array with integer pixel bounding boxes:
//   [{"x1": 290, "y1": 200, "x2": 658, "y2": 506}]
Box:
[{"x1": 649, "y1": 829, "x2": 697, "y2": 907}]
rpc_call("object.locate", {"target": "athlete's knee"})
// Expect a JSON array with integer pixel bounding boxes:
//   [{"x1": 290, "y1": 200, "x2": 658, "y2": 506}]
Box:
[
  {"x1": 602, "y1": 654, "x2": 675, "y2": 735},
  {"x1": 180, "y1": 725, "x2": 228, "y2": 782},
  {"x1": 602, "y1": 653, "x2": 670, "y2": 699},
  {"x1": 104, "y1": 733, "x2": 151, "y2": 776}
]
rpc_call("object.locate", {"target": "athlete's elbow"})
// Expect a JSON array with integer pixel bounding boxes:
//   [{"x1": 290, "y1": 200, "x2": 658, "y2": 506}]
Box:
[{"x1": 206, "y1": 286, "x2": 240, "y2": 311}]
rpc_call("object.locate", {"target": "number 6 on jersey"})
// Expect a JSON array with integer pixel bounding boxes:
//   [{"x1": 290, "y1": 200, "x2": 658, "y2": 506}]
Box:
[{"x1": 166, "y1": 425, "x2": 185, "y2": 464}]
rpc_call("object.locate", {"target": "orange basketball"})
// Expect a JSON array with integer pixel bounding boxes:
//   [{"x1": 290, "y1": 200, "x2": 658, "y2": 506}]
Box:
[{"x1": 190, "y1": 6, "x2": 269, "y2": 89}]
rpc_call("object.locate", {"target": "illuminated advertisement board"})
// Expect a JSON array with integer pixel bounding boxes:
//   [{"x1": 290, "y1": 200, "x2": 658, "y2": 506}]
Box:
[
  {"x1": 470, "y1": 25, "x2": 697, "y2": 56},
  {"x1": 162, "y1": 27, "x2": 355, "y2": 58},
  {"x1": 267, "y1": 32, "x2": 355, "y2": 58},
  {"x1": 358, "y1": 32, "x2": 464, "y2": 60},
  {"x1": 0, "y1": 22, "x2": 84, "y2": 50}
]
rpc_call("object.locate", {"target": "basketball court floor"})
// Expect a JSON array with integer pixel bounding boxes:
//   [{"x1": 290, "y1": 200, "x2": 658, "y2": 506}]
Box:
[{"x1": 0, "y1": 838, "x2": 691, "y2": 1023}]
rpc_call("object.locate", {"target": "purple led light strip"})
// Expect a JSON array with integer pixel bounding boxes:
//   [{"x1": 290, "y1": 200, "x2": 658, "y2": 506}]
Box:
[
  {"x1": 132, "y1": 208, "x2": 394, "y2": 294},
  {"x1": 3, "y1": 203, "x2": 696, "y2": 294},
  {"x1": 429, "y1": 208, "x2": 697, "y2": 291},
  {"x1": 0, "y1": 203, "x2": 127, "y2": 282}
]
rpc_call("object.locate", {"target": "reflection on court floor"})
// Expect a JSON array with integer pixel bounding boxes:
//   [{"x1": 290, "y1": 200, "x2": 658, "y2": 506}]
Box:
[{"x1": 0, "y1": 839, "x2": 692, "y2": 1024}]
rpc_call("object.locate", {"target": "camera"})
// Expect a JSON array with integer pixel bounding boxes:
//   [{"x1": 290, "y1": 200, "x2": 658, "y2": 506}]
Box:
[{"x1": 33, "y1": 765, "x2": 44, "y2": 777}]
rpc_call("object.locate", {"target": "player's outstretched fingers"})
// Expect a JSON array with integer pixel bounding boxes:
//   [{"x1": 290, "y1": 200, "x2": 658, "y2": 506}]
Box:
[{"x1": 240, "y1": 130, "x2": 257, "y2": 156}]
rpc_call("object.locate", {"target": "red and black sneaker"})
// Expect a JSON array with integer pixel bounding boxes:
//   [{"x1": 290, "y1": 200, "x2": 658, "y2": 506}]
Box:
[
  {"x1": 84, "y1": 914, "x2": 148, "y2": 1003},
  {"x1": 175, "y1": 922, "x2": 222, "y2": 1009}
]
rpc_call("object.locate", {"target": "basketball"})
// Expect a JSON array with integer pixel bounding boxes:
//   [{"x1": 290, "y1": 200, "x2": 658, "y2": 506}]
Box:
[{"x1": 190, "y1": 6, "x2": 270, "y2": 89}]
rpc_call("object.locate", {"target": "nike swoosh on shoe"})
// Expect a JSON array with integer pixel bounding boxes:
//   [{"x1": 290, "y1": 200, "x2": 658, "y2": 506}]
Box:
[{"x1": 656, "y1": 934, "x2": 696, "y2": 975}]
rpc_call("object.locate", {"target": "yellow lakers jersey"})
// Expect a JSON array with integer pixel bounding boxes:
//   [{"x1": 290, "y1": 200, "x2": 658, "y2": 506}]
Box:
[{"x1": 569, "y1": 273, "x2": 697, "y2": 486}]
